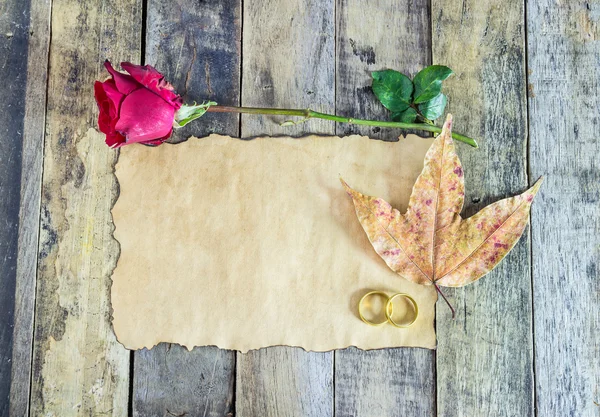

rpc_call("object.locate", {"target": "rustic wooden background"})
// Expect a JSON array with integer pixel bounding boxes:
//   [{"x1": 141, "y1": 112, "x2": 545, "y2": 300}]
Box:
[{"x1": 1, "y1": 0, "x2": 598, "y2": 415}]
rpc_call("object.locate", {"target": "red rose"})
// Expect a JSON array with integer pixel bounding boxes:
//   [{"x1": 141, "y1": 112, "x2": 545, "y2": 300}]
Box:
[{"x1": 94, "y1": 61, "x2": 183, "y2": 148}]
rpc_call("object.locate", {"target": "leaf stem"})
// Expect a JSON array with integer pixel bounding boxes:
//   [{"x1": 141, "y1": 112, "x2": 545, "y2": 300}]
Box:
[
  {"x1": 433, "y1": 283, "x2": 455, "y2": 319},
  {"x1": 206, "y1": 105, "x2": 478, "y2": 148}
]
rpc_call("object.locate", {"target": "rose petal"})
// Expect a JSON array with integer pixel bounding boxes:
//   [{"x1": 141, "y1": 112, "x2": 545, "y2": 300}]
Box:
[
  {"x1": 94, "y1": 81, "x2": 113, "y2": 134},
  {"x1": 100, "y1": 79, "x2": 125, "y2": 115},
  {"x1": 105, "y1": 131, "x2": 127, "y2": 148},
  {"x1": 114, "y1": 88, "x2": 176, "y2": 143},
  {"x1": 121, "y1": 62, "x2": 182, "y2": 109},
  {"x1": 104, "y1": 60, "x2": 140, "y2": 95},
  {"x1": 94, "y1": 81, "x2": 127, "y2": 149},
  {"x1": 120, "y1": 62, "x2": 163, "y2": 88}
]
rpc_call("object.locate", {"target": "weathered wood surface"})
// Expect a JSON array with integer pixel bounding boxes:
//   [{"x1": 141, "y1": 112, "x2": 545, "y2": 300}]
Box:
[
  {"x1": 335, "y1": 0, "x2": 432, "y2": 140},
  {"x1": 240, "y1": 0, "x2": 335, "y2": 136},
  {"x1": 334, "y1": 1, "x2": 436, "y2": 415},
  {"x1": 237, "y1": 0, "x2": 335, "y2": 416},
  {"x1": 8, "y1": 0, "x2": 52, "y2": 415},
  {"x1": 146, "y1": 0, "x2": 241, "y2": 142},
  {"x1": 132, "y1": 1, "x2": 240, "y2": 415},
  {"x1": 432, "y1": 0, "x2": 534, "y2": 416},
  {"x1": 29, "y1": 0, "x2": 141, "y2": 415},
  {"x1": 4, "y1": 0, "x2": 600, "y2": 415},
  {"x1": 527, "y1": 1, "x2": 600, "y2": 415},
  {"x1": 237, "y1": 349, "x2": 333, "y2": 417},
  {"x1": 0, "y1": 0, "x2": 32, "y2": 414},
  {"x1": 134, "y1": 345, "x2": 235, "y2": 417},
  {"x1": 335, "y1": 348, "x2": 435, "y2": 417}
]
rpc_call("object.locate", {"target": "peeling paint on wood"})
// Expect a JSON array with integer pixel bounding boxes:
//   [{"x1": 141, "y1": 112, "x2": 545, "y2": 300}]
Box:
[
  {"x1": 5, "y1": 0, "x2": 599, "y2": 414},
  {"x1": 29, "y1": 0, "x2": 141, "y2": 415}
]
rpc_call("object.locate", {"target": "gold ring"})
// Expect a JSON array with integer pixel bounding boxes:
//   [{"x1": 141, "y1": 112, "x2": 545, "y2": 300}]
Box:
[
  {"x1": 358, "y1": 291, "x2": 392, "y2": 326},
  {"x1": 385, "y1": 293, "x2": 418, "y2": 328}
]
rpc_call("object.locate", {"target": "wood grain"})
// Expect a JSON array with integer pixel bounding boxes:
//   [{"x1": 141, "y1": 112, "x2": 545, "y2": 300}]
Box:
[
  {"x1": 237, "y1": 348, "x2": 333, "y2": 417},
  {"x1": 240, "y1": 0, "x2": 335, "y2": 136},
  {"x1": 132, "y1": 1, "x2": 240, "y2": 415},
  {"x1": 0, "y1": 0, "x2": 32, "y2": 414},
  {"x1": 335, "y1": 0, "x2": 432, "y2": 140},
  {"x1": 432, "y1": 0, "x2": 534, "y2": 416},
  {"x1": 134, "y1": 345, "x2": 235, "y2": 417},
  {"x1": 334, "y1": 1, "x2": 436, "y2": 416},
  {"x1": 237, "y1": 0, "x2": 335, "y2": 415},
  {"x1": 8, "y1": 0, "x2": 52, "y2": 415},
  {"x1": 335, "y1": 347, "x2": 435, "y2": 417},
  {"x1": 29, "y1": 1, "x2": 141, "y2": 415},
  {"x1": 527, "y1": 1, "x2": 600, "y2": 415},
  {"x1": 146, "y1": 0, "x2": 241, "y2": 142},
  {"x1": 6, "y1": 0, "x2": 598, "y2": 414}
]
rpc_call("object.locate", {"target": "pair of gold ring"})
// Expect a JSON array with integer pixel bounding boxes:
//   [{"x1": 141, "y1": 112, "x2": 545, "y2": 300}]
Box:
[{"x1": 358, "y1": 291, "x2": 419, "y2": 328}]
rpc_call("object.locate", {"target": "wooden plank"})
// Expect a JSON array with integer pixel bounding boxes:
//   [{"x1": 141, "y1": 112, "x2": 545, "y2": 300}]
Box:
[
  {"x1": 132, "y1": 1, "x2": 240, "y2": 415},
  {"x1": 29, "y1": 1, "x2": 142, "y2": 415},
  {"x1": 8, "y1": 0, "x2": 52, "y2": 415},
  {"x1": 527, "y1": 1, "x2": 600, "y2": 415},
  {"x1": 134, "y1": 345, "x2": 235, "y2": 417},
  {"x1": 236, "y1": 0, "x2": 335, "y2": 415},
  {"x1": 335, "y1": 348, "x2": 435, "y2": 417},
  {"x1": 431, "y1": 1, "x2": 534, "y2": 416},
  {"x1": 240, "y1": 0, "x2": 335, "y2": 136},
  {"x1": 0, "y1": 0, "x2": 33, "y2": 414},
  {"x1": 237, "y1": 348, "x2": 333, "y2": 417},
  {"x1": 333, "y1": 1, "x2": 436, "y2": 416},
  {"x1": 145, "y1": 0, "x2": 241, "y2": 142},
  {"x1": 335, "y1": 0, "x2": 432, "y2": 140}
]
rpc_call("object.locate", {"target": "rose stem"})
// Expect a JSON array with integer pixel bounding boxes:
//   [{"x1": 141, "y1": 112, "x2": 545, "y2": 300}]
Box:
[
  {"x1": 206, "y1": 105, "x2": 478, "y2": 148},
  {"x1": 433, "y1": 283, "x2": 456, "y2": 319}
]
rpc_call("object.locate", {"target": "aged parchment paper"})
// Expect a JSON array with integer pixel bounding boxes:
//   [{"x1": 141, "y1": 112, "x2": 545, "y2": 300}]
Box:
[{"x1": 111, "y1": 134, "x2": 437, "y2": 352}]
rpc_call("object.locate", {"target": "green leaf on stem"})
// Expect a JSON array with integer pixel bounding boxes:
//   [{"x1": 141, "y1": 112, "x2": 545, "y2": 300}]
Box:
[
  {"x1": 418, "y1": 93, "x2": 447, "y2": 120},
  {"x1": 371, "y1": 70, "x2": 413, "y2": 113},
  {"x1": 413, "y1": 65, "x2": 453, "y2": 104},
  {"x1": 391, "y1": 107, "x2": 418, "y2": 123},
  {"x1": 174, "y1": 101, "x2": 217, "y2": 128}
]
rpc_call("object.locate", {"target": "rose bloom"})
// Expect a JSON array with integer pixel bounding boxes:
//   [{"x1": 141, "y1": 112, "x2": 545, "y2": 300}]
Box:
[{"x1": 94, "y1": 61, "x2": 183, "y2": 147}]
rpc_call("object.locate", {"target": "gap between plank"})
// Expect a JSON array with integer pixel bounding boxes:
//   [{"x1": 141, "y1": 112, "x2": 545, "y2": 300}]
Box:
[
  {"x1": 233, "y1": 0, "x2": 243, "y2": 413},
  {"x1": 25, "y1": 0, "x2": 54, "y2": 414},
  {"x1": 140, "y1": 0, "x2": 148, "y2": 65},
  {"x1": 332, "y1": 0, "x2": 337, "y2": 414},
  {"x1": 128, "y1": 0, "x2": 147, "y2": 415},
  {"x1": 238, "y1": 0, "x2": 244, "y2": 137},
  {"x1": 427, "y1": 0, "x2": 439, "y2": 414},
  {"x1": 522, "y1": 0, "x2": 538, "y2": 415}
]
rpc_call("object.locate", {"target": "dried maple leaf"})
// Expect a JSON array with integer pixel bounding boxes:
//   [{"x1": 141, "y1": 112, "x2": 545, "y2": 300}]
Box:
[{"x1": 341, "y1": 114, "x2": 542, "y2": 317}]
